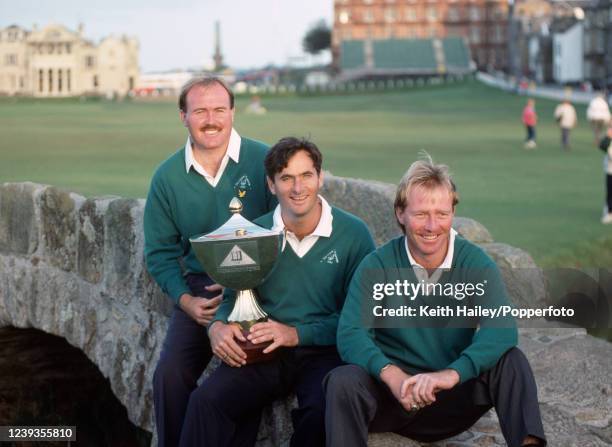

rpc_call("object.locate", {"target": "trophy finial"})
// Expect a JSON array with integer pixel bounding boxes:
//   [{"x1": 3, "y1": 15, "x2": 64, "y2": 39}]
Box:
[{"x1": 229, "y1": 197, "x2": 243, "y2": 214}]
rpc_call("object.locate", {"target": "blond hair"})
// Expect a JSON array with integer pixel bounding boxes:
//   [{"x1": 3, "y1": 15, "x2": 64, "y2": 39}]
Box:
[{"x1": 394, "y1": 153, "x2": 458, "y2": 231}]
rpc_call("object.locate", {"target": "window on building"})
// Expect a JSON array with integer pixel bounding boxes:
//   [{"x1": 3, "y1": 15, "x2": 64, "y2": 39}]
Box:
[
  {"x1": 385, "y1": 8, "x2": 397, "y2": 22},
  {"x1": 494, "y1": 25, "x2": 504, "y2": 43},
  {"x1": 448, "y1": 7, "x2": 459, "y2": 21},
  {"x1": 66, "y1": 43, "x2": 71, "y2": 53},
  {"x1": 129, "y1": 77, "x2": 134, "y2": 90},
  {"x1": 470, "y1": 27, "x2": 480, "y2": 43},
  {"x1": 85, "y1": 55, "x2": 95, "y2": 68},
  {"x1": 19, "y1": 76, "x2": 24, "y2": 88},
  {"x1": 429, "y1": 26, "x2": 437, "y2": 38},
  {"x1": 405, "y1": 7, "x2": 417, "y2": 21},
  {"x1": 93, "y1": 75, "x2": 99, "y2": 88},
  {"x1": 364, "y1": 9, "x2": 375, "y2": 23},
  {"x1": 469, "y1": 7, "x2": 481, "y2": 21},
  {"x1": 67, "y1": 69, "x2": 71, "y2": 92},
  {"x1": 4, "y1": 54, "x2": 17, "y2": 65},
  {"x1": 58, "y1": 69, "x2": 63, "y2": 92},
  {"x1": 339, "y1": 10, "x2": 350, "y2": 24},
  {"x1": 38, "y1": 69, "x2": 43, "y2": 92},
  {"x1": 48, "y1": 43, "x2": 55, "y2": 54},
  {"x1": 48, "y1": 69, "x2": 53, "y2": 93},
  {"x1": 426, "y1": 7, "x2": 438, "y2": 21}
]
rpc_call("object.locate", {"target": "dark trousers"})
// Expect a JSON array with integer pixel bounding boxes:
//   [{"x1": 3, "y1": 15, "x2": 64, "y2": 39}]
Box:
[
  {"x1": 526, "y1": 125, "x2": 535, "y2": 142},
  {"x1": 561, "y1": 128, "x2": 571, "y2": 149},
  {"x1": 178, "y1": 346, "x2": 343, "y2": 447},
  {"x1": 153, "y1": 273, "x2": 216, "y2": 447},
  {"x1": 606, "y1": 174, "x2": 612, "y2": 213},
  {"x1": 324, "y1": 348, "x2": 546, "y2": 447}
]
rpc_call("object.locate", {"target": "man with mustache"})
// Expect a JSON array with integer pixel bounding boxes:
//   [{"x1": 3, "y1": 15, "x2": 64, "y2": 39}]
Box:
[
  {"x1": 324, "y1": 156, "x2": 546, "y2": 447},
  {"x1": 144, "y1": 77, "x2": 276, "y2": 447}
]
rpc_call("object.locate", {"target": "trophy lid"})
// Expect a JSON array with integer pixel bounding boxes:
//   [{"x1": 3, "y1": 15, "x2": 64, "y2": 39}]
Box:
[{"x1": 190, "y1": 213, "x2": 279, "y2": 242}]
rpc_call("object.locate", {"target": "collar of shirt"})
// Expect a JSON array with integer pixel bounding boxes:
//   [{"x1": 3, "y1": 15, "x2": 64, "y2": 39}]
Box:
[
  {"x1": 271, "y1": 195, "x2": 333, "y2": 258},
  {"x1": 405, "y1": 228, "x2": 457, "y2": 284},
  {"x1": 184, "y1": 128, "x2": 241, "y2": 186}
]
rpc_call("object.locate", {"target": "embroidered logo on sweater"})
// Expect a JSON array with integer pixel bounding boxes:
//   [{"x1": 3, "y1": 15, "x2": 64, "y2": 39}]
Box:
[
  {"x1": 320, "y1": 249, "x2": 339, "y2": 264},
  {"x1": 234, "y1": 175, "x2": 252, "y2": 198}
]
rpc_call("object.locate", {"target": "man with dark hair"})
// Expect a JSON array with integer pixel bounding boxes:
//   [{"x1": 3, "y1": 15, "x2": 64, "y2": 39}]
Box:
[
  {"x1": 144, "y1": 76, "x2": 276, "y2": 447},
  {"x1": 324, "y1": 156, "x2": 546, "y2": 447},
  {"x1": 178, "y1": 137, "x2": 376, "y2": 446}
]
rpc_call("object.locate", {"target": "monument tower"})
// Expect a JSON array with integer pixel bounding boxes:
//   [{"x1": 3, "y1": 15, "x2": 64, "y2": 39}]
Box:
[{"x1": 213, "y1": 21, "x2": 224, "y2": 72}]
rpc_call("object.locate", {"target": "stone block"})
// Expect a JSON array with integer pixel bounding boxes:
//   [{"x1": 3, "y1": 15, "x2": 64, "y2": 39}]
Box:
[
  {"x1": 321, "y1": 173, "x2": 400, "y2": 246},
  {"x1": 480, "y1": 243, "x2": 547, "y2": 309},
  {"x1": 141, "y1": 268, "x2": 173, "y2": 317},
  {"x1": 40, "y1": 187, "x2": 81, "y2": 272},
  {"x1": 452, "y1": 217, "x2": 493, "y2": 243},
  {"x1": 77, "y1": 199, "x2": 105, "y2": 284},
  {"x1": 0, "y1": 182, "x2": 41, "y2": 255},
  {"x1": 104, "y1": 198, "x2": 139, "y2": 302}
]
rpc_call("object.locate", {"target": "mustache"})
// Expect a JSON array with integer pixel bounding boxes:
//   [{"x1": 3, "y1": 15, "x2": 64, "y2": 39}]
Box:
[{"x1": 200, "y1": 125, "x2": 222, "y2": 132}]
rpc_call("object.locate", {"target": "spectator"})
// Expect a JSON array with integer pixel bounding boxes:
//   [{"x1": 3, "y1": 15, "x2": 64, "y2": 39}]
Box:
[
  {"x1": 522, "y1": 99, "x2": 537, "y2": 149},
  {"x1": 587, "y1": 93, "x2": 610, "y2": 145},
  {"x1": 554, "y1": 100, "x2": 577, "y2": 150}
]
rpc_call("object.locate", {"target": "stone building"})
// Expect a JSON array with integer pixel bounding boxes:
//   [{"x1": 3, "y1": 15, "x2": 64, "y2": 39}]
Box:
[
  {"x1": 0, "y1": 23, "x2": 139, "y2": 97},
  {"x1": 332, "y1": 0, "x2": 509, "y2": 71}
]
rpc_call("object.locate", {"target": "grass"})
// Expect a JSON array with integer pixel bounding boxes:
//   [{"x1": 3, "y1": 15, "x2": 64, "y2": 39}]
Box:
[{"x1": 1, "y1": 80, "x2": 611, "y2": 267}]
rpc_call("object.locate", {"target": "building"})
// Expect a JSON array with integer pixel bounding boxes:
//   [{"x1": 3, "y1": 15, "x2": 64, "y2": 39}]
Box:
[
  {"x1": 332, "y1": 0, "x2": 508, "y2": 72},
  {"x1": 0, "y1": 23, "x2": 139, "y2": 97},
  {"x1": 551, "y1": 17, "x2": 584, "y2": 84},
  {"x1": 583, "y1": 0, "x2": 611, "y2": 89}
]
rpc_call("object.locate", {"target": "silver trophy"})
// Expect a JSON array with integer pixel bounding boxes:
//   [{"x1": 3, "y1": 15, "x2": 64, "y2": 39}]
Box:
[{"x1": 190, "y1": 198, "x2": 282, "y2": 364}]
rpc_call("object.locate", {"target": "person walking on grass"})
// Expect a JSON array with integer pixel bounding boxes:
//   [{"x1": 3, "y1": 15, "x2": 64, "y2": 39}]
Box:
[
  {"x1": 522, "y1": 99, "x2": 537, "y2": 149},
  {"x1": 554, "y1": 100, "x2": 577, "y2": 151}
]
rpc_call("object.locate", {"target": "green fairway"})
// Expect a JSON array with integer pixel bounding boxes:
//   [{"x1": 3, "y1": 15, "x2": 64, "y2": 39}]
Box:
[{"x1": 1, "y1": 81, "x2": 611, "y2": 266}]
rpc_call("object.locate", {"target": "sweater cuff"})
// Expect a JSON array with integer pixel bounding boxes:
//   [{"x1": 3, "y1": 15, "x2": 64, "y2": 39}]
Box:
[
  {"x1": 447, "y1": 355, "x2": 478, "y2": 383},
  {"x1": 296, "y1": 325, "x2": 313, "y2": 346},
  {"x1": 167, "y1": 276, "x2": 191, "y2": 304},
  {"x1": 369, "y1": 354, "x2": 392, "y2": 380}
]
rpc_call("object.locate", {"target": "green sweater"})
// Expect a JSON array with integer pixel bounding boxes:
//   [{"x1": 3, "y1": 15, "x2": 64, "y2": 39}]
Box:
[
  {"x1": 338, "y1": 236, "x2": 517, "y2": 383},
  {"x1": 144, "y1": 138, "x2": 276, "y2": 303},
  {"x1": 214, "y1": 207, "x2": 376, "y2": 346}
]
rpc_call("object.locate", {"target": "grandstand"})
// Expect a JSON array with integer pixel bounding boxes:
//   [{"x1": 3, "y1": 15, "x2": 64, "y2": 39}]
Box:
[{"x1": 338, "y1": 37, "x2": 473, "y2": 81}]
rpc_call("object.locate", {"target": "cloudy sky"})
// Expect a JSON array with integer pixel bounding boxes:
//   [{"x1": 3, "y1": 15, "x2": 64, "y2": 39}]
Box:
[{"x1": 1, "y1": 0, "x2": 333, "y2": 72}]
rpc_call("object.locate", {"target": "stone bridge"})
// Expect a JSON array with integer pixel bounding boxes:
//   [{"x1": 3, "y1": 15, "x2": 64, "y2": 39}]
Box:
[{"x1": 0, "y1": 176, "x2": 610, "y2": 446}]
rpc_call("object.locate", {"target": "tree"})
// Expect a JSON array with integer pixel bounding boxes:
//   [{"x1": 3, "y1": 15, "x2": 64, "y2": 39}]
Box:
[{"x1": 302, "y1": 20, "x2": 331, "y2": 55}]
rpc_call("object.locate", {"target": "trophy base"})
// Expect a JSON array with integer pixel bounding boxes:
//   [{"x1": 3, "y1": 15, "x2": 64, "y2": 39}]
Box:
[{"x1": 237, "y1": 329, "x2": 277, "y2": 365}]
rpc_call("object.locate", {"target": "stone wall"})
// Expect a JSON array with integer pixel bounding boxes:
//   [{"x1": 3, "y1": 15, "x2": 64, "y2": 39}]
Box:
[{"x1": 0, "y1": 177, "x2": 610, "y2": 446}]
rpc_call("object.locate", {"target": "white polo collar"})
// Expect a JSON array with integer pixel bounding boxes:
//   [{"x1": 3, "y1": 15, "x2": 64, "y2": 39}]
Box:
[
  {"x1": 405, "y1": 228, "x2": 457, "y2": 270},
  {"x1": 272, "y1": 195, "x2": 333, "y2": 237},
  {"x1": 184, "y1": 127, "x2": 241, "y2": 174},
  {"x1": 271, "y1": 196, "x2": 333, "y2": 257}
]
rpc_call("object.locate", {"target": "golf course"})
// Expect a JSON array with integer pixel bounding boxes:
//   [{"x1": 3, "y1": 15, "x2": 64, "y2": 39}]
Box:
[{"x1": 1, "y1": 80, "x2": 610, "y2": 267}]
